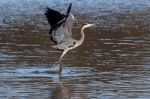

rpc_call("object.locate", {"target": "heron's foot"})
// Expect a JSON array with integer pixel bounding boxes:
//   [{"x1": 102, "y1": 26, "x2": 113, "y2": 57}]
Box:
[
  {"x1": 51, "y1": 62, "x2": 62, "y2": 73},
  {"x1": 59, "y1": 65, "x2": 62, "y2": 72}
]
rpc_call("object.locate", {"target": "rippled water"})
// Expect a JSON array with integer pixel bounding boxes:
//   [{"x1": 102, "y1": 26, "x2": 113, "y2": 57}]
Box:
[{"x1": 0, "y1": 0, "x2": 150, "y2": 99}]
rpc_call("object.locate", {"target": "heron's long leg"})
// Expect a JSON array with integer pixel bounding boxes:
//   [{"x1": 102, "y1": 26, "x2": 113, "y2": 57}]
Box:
[{"x1": 59, "y1": 49, "x2": 69, "y2": 64}]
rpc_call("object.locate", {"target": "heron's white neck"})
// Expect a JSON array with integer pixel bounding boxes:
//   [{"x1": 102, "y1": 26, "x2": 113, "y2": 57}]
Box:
[{"x1": 77, "y1": 25, "x2": 91, "y2": 46}]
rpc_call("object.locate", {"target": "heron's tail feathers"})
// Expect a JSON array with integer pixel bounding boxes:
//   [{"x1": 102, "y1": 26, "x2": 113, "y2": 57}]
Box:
[{"x1": 52, "y1": 44, "x2": 67, "y2": 51}]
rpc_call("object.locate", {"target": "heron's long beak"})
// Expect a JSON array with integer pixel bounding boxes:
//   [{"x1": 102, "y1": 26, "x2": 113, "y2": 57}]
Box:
[
  {"x1": 90, "y1": 23, "x2": 95, "y2": 26},
  {"x1": 85, "y1": 23, "x2": 95, "y2": 27}
]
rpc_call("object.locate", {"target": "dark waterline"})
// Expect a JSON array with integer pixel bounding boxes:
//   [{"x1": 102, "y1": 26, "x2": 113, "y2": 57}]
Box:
[{"x1": 0, "y1": 0, "x2": 150, "y2": 99}]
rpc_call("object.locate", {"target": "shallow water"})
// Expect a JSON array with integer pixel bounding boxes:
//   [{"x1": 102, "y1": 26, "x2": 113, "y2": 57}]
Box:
[{"x1": 0, "y1": 0, "x2": 150, "y2": 99}]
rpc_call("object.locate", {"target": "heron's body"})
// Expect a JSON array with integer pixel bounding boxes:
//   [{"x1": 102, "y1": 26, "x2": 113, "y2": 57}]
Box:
[{"x1": 45, "y1": 3, "x2": 94, "y2": 72}]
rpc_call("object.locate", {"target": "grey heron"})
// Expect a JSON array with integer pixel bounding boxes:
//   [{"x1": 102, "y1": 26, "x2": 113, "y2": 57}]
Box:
[{"x1": 45, "y1": 3, "x2": 95, "y2": 72}]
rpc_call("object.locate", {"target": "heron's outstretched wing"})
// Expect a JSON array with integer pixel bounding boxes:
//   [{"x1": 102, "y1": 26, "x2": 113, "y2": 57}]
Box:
[
  {"x1": 45, "y1": 3, "x2": 75, "y2": 46},
  {"x1": 45, "y1": 7, "x2": 65, "y2": 28},
  {"x1": 52, "y1": 16, "x2": 76, "y2": 49}
]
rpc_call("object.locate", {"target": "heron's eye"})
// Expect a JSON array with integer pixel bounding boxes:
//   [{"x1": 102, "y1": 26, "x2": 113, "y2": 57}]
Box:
[{"x1": 73, "y1": 41, "x2": 76, "y2": 45}]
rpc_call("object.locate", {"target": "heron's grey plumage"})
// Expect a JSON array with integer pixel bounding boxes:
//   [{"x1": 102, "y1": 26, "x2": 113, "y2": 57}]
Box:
[
  {"x1": 52, "y1": 13, "x2": 74, "y2": 46},
  {"x1": 45, "y1": 3, "x2": 73, "y2": 45},
  {"x1": 51, "y1": 13, "x2": 75, "y2": 50}
]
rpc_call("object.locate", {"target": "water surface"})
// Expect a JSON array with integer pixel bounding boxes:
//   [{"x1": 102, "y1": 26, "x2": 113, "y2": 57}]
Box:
[{"x1": 0, "y1": 0, "x2": 150, "y2": 99}]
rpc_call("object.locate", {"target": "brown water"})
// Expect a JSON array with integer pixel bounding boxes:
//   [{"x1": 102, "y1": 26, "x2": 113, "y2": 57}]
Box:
[{"x1": 0, "y1": 0, "x2": 150, "y2": 99}]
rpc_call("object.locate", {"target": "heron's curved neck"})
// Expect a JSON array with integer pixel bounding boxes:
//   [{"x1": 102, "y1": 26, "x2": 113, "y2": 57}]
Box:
[{"x1": 77, "y1": 25, "x2": 87, "y2": 46}]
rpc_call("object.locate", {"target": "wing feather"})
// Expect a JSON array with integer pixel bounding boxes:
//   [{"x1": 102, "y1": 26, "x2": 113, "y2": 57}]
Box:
[
  {"x1": 45, "y1": 7, "x2": 65, "y2": 28},
  {"x1": 45, "y1": 3, "x2": 75, "y2": 47}
]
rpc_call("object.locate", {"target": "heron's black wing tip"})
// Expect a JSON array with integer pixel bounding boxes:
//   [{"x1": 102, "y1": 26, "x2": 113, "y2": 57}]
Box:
[
  {"x1": 69, "y1": 3, "x2": 72, "y2": 7},
  {"x1": 45, "y1": 6, "x2": 66, "y2": 27},
  {"x1": 67, "y1": 3, "x2": 72, "y2": 15}
]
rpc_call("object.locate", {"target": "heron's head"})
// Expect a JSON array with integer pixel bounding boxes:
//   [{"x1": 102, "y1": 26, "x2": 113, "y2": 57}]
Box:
[{"x1": 83, "y1": 23, "x2": 95, "y2": 28}]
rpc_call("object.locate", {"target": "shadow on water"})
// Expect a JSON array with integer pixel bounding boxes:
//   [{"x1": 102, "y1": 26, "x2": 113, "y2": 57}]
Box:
[
  {"x1": 51, "y1": 73, "x2": 87, "y2": 99},
  {"x1": 51, "y1": 82, "x2": 72, "y2": 99},
  {"x1": 0, "y1": 0, "x2": 150, "y2": 99},
  {"x1": 51, "y1": 82, "x2": 87, "y2": 99}
]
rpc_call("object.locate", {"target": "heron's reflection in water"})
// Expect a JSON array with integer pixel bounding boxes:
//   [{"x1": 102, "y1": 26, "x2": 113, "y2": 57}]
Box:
[{"x1": 51, "y1": 74, "x2": 86, "y2": 99}]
